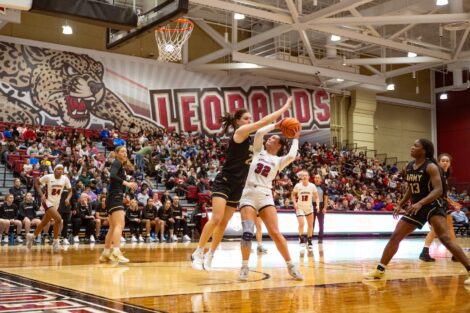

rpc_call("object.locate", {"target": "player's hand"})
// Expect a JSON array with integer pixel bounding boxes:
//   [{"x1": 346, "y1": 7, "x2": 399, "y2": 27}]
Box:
[
  {"x1": 408, "y1": 202, "x2": 423, "y2": 216},
  {"x1": 393, "y1": 205, "x2": 402, "y2": 219},
  {"x1": 40, "y1": 195, "x2": 47, "y2": 203},
  {"x1": 281, "y1": 97, "x2": 293, "y2": 112},
  {"x1": 275, "y1": 119, "x2": 284, "y2": 129},
  {"x1": 64, "y1": 199, "x2": 70, "y2": 207},
  {"x1": 126, "y1": 182, "x2": 138, "y2": 191},
  {"x1": 293, "y1": 126, "x2": 301, "y2": 139}
]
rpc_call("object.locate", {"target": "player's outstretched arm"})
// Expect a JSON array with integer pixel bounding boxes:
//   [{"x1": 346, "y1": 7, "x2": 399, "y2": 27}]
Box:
[{"x1": 234, "y1": 97, "x2": 292, "y2": 142}]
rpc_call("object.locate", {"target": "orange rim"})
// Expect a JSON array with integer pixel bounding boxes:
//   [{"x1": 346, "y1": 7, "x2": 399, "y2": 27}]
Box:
[{"x1": 155, "y1": 18, "x2": 194, "y2": 33}]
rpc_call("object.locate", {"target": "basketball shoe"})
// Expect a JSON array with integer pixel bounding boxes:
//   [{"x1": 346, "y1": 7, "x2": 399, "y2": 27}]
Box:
[
  {"x1": 363, "y1": 268, "x2": 385, "y2": 281},
  {"x1": 26, "y1": 233, "x2": 34, "y2": 250},
  {"x1": 110, "y1": 249, "x2": 129, "y2": 263},
  {"x1": 203, "y1": 251, "x2": 214, "y2": 271},
  {"x1": 288, "y1": 264, "x2": 303, "y2": 280},
  {"x1": 191, "y1": 249, "x2": 204, "y2": 270},
  {"x1": 239, "y1": 265, "x2": 249, "y2": 281}
]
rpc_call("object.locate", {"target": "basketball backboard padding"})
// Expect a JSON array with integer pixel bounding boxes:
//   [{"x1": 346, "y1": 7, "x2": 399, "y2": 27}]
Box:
[
  {"x1": 106, "y1": 0, "x2": 188, "y2": 49},
  {"x1": 31, "y1": 0, "x2": 138, "y2": 30}
]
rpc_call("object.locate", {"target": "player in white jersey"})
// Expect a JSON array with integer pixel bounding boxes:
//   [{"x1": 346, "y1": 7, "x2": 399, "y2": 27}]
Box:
[
  {"x1": 292, "y1": 170, "x2": 319, "y2": 251},
  {"x1": 26, "y1": 164, "x2": 72, "y2": 252},
  {"x1": 238, "y1": 121, "x2": 303, "y2": 281}
]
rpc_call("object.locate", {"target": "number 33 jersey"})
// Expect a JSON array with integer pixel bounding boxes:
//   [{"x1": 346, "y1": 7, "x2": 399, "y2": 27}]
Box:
[{"x1": 39, "y1": 174, "x2": 71, "y2": 205}]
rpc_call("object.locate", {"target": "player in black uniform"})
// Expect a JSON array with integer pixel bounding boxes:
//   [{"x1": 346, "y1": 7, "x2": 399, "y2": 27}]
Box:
[
  {"x1": 364, "y1": 139, "x2": 470, "y2": 284},
  {"x1": 99, "y1": 146, "x2": 137, "y2": 263},
  {"x1": 419, "y1": 153, "x2": 459, "y2": 262},
  {"x1": 192, "y1": 97, "x2": 293, "y2": 271}
]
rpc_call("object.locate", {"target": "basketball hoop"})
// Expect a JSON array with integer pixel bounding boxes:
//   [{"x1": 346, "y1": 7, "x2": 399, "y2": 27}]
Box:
[{"x1": 155, "y1": 18, "x2": 194, "y2": 63}]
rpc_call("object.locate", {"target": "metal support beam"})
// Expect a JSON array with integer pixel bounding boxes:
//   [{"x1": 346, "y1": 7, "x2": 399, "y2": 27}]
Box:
[
  {"x1": 232, "y1": 52, "x2": 386, "y2": 86},
  {"x1": 299, "y1": 0, "x2": 372, "y2": 23},
  {"x1": 187, "y1": 48, "x2": 231, "y2": 68},
  {"x1": 231, "y1": 16, "x2": 238, "y2": 48},
  {"x1": 364, "y1": 65, "x2": 382, "y2": 76},
  {"x1": 284, "y1": 0, "x2": 299, "y2": 21},
  {"x1": 309, "y1": 13, "x2": 470, "y2": 26},
  {"x1": 453, "y1": 28, "x2": 470, "y2": 60},
  {"x1": 190, "y1": 63, "x2": 265, "y2": 71},
  {"x1": 345, "y1": 56, "x2": 442, "y2": 65},
  {"x1": 187, "y1": 24, "x2": 293, "y2": 68},
  {"x1": 189, "y1": 0, "x2": 293, "y2": 24},
  {"x1": 193, "y1": 19, "x2": 231, "y2": 49},
  {"x1": 349, "y1": 8, "x2": 381, "y2": 37},
  {"x1": 298, "y1": 30, "x2": 317, "y2": 65},
  {"x1": 311, "y1": 26, "x2": 451, "y2": 60}
]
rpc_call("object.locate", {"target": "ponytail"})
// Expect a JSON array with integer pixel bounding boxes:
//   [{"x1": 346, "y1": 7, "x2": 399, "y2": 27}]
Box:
[
  {"x1": 418, "y1": 138, "x2": 447, "y2": 195},
  {"x1": 220, "y1": 108, "x2": 249, "y2": 134}
]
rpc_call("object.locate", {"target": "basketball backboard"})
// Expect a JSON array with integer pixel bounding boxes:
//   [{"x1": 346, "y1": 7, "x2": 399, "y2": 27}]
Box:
[{"x1": 106, "y1": 0, "x2": 188, "y2": 49}]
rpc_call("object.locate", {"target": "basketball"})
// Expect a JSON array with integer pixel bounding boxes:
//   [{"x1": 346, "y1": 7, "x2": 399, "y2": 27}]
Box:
[{"x1": 280, "y1": 118, "x2": 301, "y2": 138}]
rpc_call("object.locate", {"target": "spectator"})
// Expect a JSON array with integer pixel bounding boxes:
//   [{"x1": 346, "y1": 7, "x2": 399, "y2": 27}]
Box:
[
  {"x1": 9, "y1": 178, "x2": 25, "y2": 208},
  {"x1": 142, "y1": 198, "x2": 159, "y2": 242},
  {"x1": 93, "y1": 195, "x2": 109, "y2": 242},
  {"x1": 126, "y1": 199, "x2": 143, "y2": 242},
  {"x1": 19, "y1": 192, "x2": 47, "y2": 242},
  {"x1": 71, "y1": 193, "x2": 96, "y2": 243},
  {"x1": 0, "y1": 194, "x2": 23, "y2": 243},
  {"x1": 157, "y1": 199, "x2": 174, "y2": 242},
  {"x1": 171, "y1": 196, "x2": 191, "y2": 242}
]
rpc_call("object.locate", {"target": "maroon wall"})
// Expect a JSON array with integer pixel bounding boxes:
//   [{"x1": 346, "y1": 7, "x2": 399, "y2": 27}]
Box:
[{"x1": 436, "y1": 73, "x2": 470, "y2": 189}]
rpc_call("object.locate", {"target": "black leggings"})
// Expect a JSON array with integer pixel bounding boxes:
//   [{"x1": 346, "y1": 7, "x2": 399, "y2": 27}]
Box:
[
  {"x1": 71, "y1": 218, "x2": 95, "y2": 238},
  {"x1": 313, "y1": 202, "x2": 325, "y2": 240},
  {"x1": 128, "y1": 220, "x2": 141, "y2": 237}
]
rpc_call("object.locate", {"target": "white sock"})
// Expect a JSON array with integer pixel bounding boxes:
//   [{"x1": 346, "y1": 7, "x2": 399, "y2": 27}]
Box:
[
  {"x1": 242, "y1": 260, "x2": 248, "y2": 267},
  {"x1": 103, "y1": 248, "x2": 111, "y2": 255},
  {"x1": 286, "y1": 260, "x2": 292, "y2": 267},
  {"x1": 377, "y1": 263, "x2": 387, "y2": 271},
  {"x1": 112, "y1": 248, "x2": 121, "y2": 254},
  {"x1": 206, "y1": 250, "x2": 214, "y2": 256},
  {"x1": 195, "y1": 247, "x2": 204, "y2": 254}
]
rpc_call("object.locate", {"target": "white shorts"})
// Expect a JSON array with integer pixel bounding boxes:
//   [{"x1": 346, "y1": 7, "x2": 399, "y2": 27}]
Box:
[
  {"x1": 239, "y1": 186, "x2": 275, "y2": 214},
  {"x1": 42, "y1": 199, "x2": 59, "y2": 211},
  {"x1": 296, "y1": 206, "x2": 313, "y2": 217}
]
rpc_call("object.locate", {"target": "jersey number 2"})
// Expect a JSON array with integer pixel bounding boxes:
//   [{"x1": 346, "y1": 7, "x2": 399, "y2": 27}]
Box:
[{"x1": 254, "y1": 163, "x2": 271, "y2": 177}]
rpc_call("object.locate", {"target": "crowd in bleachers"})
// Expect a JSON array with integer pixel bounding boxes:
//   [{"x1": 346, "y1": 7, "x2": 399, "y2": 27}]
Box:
[{"x1": 0, "y1": 121, "x2": 469, "y2": 245}]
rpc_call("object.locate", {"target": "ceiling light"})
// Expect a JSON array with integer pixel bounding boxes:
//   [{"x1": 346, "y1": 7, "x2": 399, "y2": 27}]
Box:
[
  {"x1": 336, "y1": 78, "x2": 344, "y2": 82},
  {"x1": 407, "y1": 52, "x2": 417, "y2": 58},
  {"x1": 62, "y1": 25, "x2": 73, "y2": 35},
  {"x1": 234, "y1": 13, "x2": 245, "y2": 20},
  {"x1": 439, "y1": 93, "x2": 448, "y2": 100},
  {"x1": 386, "y1": 83, "x2": 395, "y2": 91},
  {"x1": 436, "y1": 0, "x2": 448, "y2": 6},
  {"x1": 330, "y1": 34, "x2": 341, "y2": 42}
]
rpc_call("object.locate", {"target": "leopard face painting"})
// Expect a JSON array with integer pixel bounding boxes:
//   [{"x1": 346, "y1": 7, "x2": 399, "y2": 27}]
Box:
[{"x1": 0, "y1": 42, "x2": 157, "y2": 131}]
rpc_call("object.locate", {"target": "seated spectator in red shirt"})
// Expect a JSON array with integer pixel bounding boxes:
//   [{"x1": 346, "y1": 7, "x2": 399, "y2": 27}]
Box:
[
  {"x1": 22, "y1": 128, "x2": 37, "y2": 142},
  {"x1": 384, "y1": 196, "x2": 394, "y2": 211}
]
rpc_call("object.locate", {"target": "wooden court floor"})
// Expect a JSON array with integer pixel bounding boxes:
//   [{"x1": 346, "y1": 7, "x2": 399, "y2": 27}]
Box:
[{"x1": 1, "y1": 237, "x2": 470, "y2": 313}]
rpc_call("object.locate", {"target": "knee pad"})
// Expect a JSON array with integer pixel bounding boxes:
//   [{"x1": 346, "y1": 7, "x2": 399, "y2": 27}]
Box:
[{"x1": 241, "y1": 219, "x2": 255, "y2": 247}]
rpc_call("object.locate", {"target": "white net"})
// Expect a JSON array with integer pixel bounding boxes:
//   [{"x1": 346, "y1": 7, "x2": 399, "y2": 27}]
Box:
[{"x1": 155, "y1": 18, "x2": 194, "y2": 62}]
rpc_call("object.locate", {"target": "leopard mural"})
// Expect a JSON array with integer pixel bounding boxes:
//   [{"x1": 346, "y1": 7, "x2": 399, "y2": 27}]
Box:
[{"x1": 0, "y1": 42, "x2": 158, "y2": 131}]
